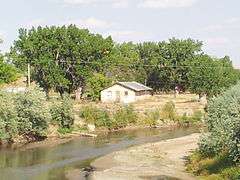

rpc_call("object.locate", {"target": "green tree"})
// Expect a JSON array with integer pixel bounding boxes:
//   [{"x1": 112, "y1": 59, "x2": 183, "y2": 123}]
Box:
[
  {"x1": 189, "y1": 55, "x2": 238, "y2": 98},
  {"x1": 11, "y1": 25, "x2": 114, "y2": 98},
  {"x1": 137, "y1": 38, "x2": 203, "y2": 91},
  {"x1": 84, "y1": 73, "x2": 112, "y2": 100},
  {"x1": 0, "y1": 44, "x2": 19, "y2": 84}
]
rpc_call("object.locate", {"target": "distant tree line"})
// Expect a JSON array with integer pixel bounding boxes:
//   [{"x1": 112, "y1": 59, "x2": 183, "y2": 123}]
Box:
[{"x1": 9, "y1": 25, "x2": 240, "y2": 99}]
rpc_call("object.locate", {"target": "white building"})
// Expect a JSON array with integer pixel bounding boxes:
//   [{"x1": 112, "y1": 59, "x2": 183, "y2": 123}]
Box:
[{"x1": 101, "y1": 82, "x2": 152, "y2": 104}]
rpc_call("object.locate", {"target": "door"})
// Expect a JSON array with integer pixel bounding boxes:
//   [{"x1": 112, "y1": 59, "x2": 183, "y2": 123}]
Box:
[{"x1": 116, "y1": 91, "x2": 120, "y2": 102}]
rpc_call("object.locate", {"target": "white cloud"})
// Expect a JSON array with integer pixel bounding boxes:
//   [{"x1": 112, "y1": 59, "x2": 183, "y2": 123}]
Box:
[
  {"x1": 63, "y1": 17, "x2": 116, "y2": 29},
  {"x1": 61, "y1": 0, "x2": 129, "y2": 8},
  {"x1": 204, "y1": 37, "x2": 229, "y2": 46},
  {"x1": 138, "y1": 0, "x2": 197, "y2": 8},
  {"x1": 107, "y1": 30, "x2": 153, "y2": 42},
  {"x1": 112, "y1": 0, "x2": 129, "y2": 8},
  {"x1": 202, "y1": 17, "x2": 240, "y2": 32}
]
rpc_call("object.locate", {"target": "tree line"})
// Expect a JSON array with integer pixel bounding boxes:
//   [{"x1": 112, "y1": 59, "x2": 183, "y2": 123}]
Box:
[{"x1": 4, "y1": 25, "x2": 239, "y2": 99}]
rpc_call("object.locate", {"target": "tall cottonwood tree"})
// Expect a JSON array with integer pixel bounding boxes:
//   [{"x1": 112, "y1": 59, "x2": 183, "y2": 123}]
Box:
[{"x1": 11, "y1": 25, "x2": 114, "y2": 98}]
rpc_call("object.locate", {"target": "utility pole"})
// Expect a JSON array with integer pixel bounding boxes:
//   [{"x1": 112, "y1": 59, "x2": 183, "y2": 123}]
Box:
[{"x1": 27, "y1": 63, "x2": 31, "y2": 87}]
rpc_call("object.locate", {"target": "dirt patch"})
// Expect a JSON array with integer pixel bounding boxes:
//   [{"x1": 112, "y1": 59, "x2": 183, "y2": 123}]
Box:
[{"x1": 90, "y1": 134, "x2": 200, "y2": 180}]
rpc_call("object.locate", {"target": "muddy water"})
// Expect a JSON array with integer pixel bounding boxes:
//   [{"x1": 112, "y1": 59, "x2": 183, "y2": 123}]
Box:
[{"x1": 0, "y1": 127, "x2": 199, "y2": 180}]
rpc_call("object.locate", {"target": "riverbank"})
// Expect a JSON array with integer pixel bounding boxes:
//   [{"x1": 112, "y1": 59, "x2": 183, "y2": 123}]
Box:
[{"x1": 90, "y1": 133, "x2": 200, "y2": 180}]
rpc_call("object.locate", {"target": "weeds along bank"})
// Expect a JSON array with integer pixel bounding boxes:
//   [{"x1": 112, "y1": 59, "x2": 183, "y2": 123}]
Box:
[
  {"x1": 187, "y1": 83, "x2": 240, "y2": 180},
  {"x1": 0, "y1": 87, "x2": 204, "y2": 146},
  {"x1": 79, "y1": 101, "x2": 204, "y2": 131}
]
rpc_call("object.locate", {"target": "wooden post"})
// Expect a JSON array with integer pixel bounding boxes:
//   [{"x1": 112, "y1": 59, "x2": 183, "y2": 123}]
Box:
[{"x1": 27, "y1": 63, "x2": 31, "y2": 87}]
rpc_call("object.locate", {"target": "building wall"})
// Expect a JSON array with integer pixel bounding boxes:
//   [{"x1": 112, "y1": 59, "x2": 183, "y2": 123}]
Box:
[{"x1": 101, "y1": 84, "x2": 136, "y2": 103}]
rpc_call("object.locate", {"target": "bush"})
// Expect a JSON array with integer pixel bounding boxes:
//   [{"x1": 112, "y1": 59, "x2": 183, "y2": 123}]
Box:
[
  {"x1": 221, "y1": 167, "x2": 240, "y2": 180},
  {"x1": 79, "y1": 105, "x2": 112, "y2": 129},
  {"x1": 178, "y1": 111, "x2": 203, "y2": 125},
  {"x1": 144, "y1": 109, "x2": 160, "y2": 128},
  {"x1": 112, "y1": 105, "x2": 138, "y2": 129},
  {"x1": 161, "y1": 101, "x2": 176, "y2": 121},
  {"x1": 187, "y1": 151, "x2": 234, "y2": 175},
  {"x1": 80, "y1": 105, "x2": 137, "y2": 130},
  {"x1": 0, "y1": 92, "x2": 18, "y2": 141},
  {"x1": 199, "y1": 83, "x2": 240, "y2": 162},
  {"x1": 14, "y1": 87, "x2": 50, "y2": 138},
  {"x1": 50, "y1": 95, "x2": 74, "y2": 129}
]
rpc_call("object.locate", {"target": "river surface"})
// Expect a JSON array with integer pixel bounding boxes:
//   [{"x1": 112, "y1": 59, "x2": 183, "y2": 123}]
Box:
[{"x1": 0, "y1": 127, "x2": 198, "y2": 180}]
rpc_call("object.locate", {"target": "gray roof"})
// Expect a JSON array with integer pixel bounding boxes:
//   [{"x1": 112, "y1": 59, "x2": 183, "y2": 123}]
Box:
[{"x1": 117, "y1": 82, "x2": 152, "y2": 92}]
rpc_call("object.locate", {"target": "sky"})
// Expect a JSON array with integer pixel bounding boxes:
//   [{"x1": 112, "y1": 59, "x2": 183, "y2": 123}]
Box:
[{"x1": 0, "y1": 0, "x2": 239, "y2": 67}]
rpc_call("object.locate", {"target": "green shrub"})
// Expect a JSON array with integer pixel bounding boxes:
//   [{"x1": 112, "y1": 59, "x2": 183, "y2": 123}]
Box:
[
  {"x1": 14, "y1": 87, "x2": 50, "y2": 138},
  {"x1": 80, "y1": 105, "x2": 112, "y2": 129},
  {"x1": 178, "y1": 111, "x2": 203, "y2": 125},
  {"x1": 192, "y1": 110, "x2": 203, "y2": 122},
  {"x1": 199, "y1": 83, "x2": 240, "y2": 162},
  {"x1": 221, "y1": 167, "x2": 240, "y2": 180},
  {"x1": 112, "y1": 105, "x2": 138, "y2": 129},
  {"x1": 161, "y1": 101, "x2": 176, "y2": 121},
  {"x1": 50, "y1": 95, "x2": 74, "y2": 129},
  {"x1": 57, "y1": 127, "x2": 73, "y2": 135},
  {"x1": 0, "y1": 92, "x2": 18, "y2": 141},
  {"x1": 144, "y1": 109, "x2": 160, "y2": 128},
  {"x1": 187, "y1": 151, "x2": 234, "y2": 177}
]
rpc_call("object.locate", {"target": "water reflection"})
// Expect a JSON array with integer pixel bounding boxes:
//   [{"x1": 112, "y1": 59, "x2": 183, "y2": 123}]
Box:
[{"x1": 0, "y1": 127, "x2": 199, "y2": 180}]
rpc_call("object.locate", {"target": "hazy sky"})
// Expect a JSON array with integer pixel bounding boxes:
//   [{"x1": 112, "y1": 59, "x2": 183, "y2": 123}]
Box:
[{"x1": 0, "y1": 0, "x2": 239, "y2": 67}]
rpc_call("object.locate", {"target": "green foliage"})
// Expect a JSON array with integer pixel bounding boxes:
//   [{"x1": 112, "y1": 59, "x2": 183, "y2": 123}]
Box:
[
  {"x1": 11, "y1": 26, "x2": 238, "y2": 98},
  {"x1": 178, "y1": 111, "x2": 203, "y2": 125},
  {"x1": 79, "y1": 105, "x2": 112, "y2": 129},
  {"x1": 0, "y1": 92, "x2": 18, "y2": 141},
  {"x1": 192, "y1": 110, "x2": 203, "y2": 122},
  {"x1": 50, "y1": 95, "x2": 74, "y2": 129},
  {"x1": 199, "y1": 83, "x2": 240, "y2": 162},
  {"x1": 84, "y1": 73, "x2": 112, "y2": 101},
  {"x1": 187, "y1": 151, "x2": 239, "y2": 180},
  {"x1": 138, "y1": 38, "x2": 203, "y2": 91},
  {"x1": 189, "y1": 55, "x2": 238, "y2": 97},
  {"x1": 14, "y1": 87, "x2": 50, "y2": 138},
  {"x1": 57, "y1": 127, "x2": 73, "y2": 135},
  {"x1": 143, "y1": 109, "x2": 160, "y2": 128},
  {"x1": 112, "y1": 105, "x2": 138, "y2": 129},
  {"x1": 221, "y1": 167, "x2": 240, "y2": 180},
  {"x1": 11, "y1": 26, "x2": 114, "y2": 96},
  {"x1": 0, "y1": 55, "x2": 19, "y2": 84},
  {"x1": 80, "y1": 105, "x2": 137, "y2": 130},
  {"x1": 161, "y1": 101, "x2": 176, "y2": 121}
]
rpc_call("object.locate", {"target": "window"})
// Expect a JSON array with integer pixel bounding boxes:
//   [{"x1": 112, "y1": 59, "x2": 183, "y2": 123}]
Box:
[
  {"x1": 125, "y1": 91, "x2": 128, "y2": 96},
  {"x1": 107, "y1": 91, "x2": 112, "y2": 98}
]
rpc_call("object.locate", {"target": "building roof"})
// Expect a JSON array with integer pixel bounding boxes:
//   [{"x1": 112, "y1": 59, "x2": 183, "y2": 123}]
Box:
[{"x1": 117, "y1": 81, "x2": 152, "y2": 92}]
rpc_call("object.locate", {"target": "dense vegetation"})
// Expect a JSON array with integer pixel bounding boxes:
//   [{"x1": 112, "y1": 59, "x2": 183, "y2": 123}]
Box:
[
  {"x1": 187, "y1": 83, "x2": 240, "y2": 179},
  {"x1": 0, "y1": 87, "x2": 74, "y2": 143},
  {"x1": 10, "y1": 26, "x2": 239, "y2": 99}
]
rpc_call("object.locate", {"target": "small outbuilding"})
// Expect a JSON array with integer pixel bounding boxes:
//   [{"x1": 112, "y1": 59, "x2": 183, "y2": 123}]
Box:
[{"x1": 101, "y1": 82, "x2": 152, "y2": 104}]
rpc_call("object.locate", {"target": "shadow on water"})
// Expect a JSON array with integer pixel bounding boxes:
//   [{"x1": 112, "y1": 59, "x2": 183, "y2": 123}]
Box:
[{"x1": 0, "y1": 127, "x2": 199, "y2": 180}]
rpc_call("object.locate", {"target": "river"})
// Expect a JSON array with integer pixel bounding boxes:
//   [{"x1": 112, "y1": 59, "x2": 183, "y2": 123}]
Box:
[{"x1": 0, "y1": 127, "x2": 198, "y2": 180}]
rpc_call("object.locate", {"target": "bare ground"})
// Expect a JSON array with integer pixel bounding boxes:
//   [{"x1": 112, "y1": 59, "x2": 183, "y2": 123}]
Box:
[{"x1": 90, "y1": 133, "x2": 200, "y2": 180}]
